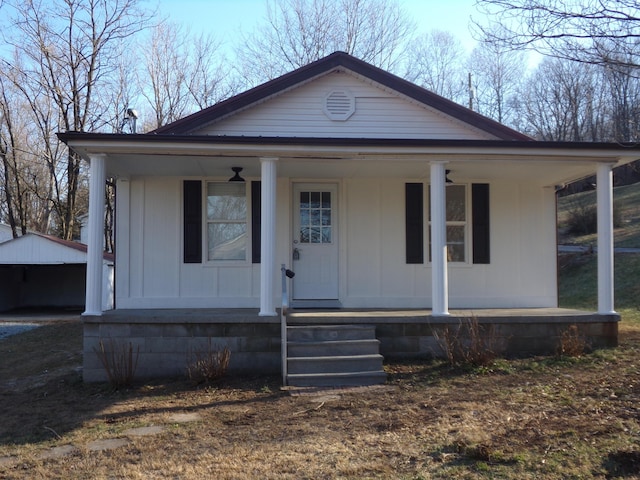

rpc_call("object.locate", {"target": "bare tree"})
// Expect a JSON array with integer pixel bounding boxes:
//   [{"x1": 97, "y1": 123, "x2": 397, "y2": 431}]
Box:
[
  {"x1": 599, "y1": 44, "x2": 640, "y2": 141},
  {"x1": 186, "y1": 34, "x2": 240, "y2": 111},
  {"x1": 235, "y1": 0, "x2": 414, "y2": 86},
  {"x1": 516, "y1": 58, "x2": 606, "y2": 141},
  {"x1": 0, "y1": 68, "x2": 57, "y2": 236},
  {"x1": 405, "y1": 30, "x2": 468, "y2": 104},
  {"x1": 468, "y1": 39, "x2": 525, "y2": 124},
  {"x1": 0, "y1": 76, "x2": 24, "y2": 237},
  {"x1": 1, "y1": 0, "x2": 152, "y2": 240},
  {"x1": 139, "y1": 22, "x2": 233, "y2": 130},
  {"x1": 139, "y1": 22, "x2": 191, "y2": 129},
  {"x1": 474, "y1": 0, "x2": 640, "y2": 70}
]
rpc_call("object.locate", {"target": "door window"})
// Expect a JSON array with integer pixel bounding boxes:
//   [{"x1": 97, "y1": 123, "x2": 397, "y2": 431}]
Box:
[{"x1": 299, "y1": 191, "x2": 332, "y2": 244}]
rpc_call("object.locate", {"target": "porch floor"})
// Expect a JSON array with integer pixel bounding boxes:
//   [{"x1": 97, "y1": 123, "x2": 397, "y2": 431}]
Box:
[
  {"x1": 288, "y1": 307, "x2": 610, "y2": 324},
  {"x1": 95, "y1": 307, "x2": 614, "y2": 324}
]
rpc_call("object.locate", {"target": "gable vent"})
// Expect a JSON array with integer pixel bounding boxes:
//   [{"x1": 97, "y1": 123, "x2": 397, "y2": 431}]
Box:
[{"x1": 323, "y1": 90, "x2": 355, "y2": 121}]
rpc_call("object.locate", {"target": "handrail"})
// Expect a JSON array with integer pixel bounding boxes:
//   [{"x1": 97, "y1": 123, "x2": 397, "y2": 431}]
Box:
[{"x1": 280, "y1": 264, "x2": 295, "y2": 385}]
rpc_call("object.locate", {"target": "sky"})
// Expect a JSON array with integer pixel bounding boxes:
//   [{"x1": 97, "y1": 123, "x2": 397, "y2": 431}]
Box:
[{"x1": 153, "y1": 0, "x2": 483, "y2": 54}]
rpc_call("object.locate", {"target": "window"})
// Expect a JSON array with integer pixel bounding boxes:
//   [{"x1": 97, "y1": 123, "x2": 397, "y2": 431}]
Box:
[
  {"x1": 206, "y1": 183, "x2": 247, "y2": 261},
  {"x1": 429, "y1": 184, "x2": 468, "y2": 263},
  {"x1": 444, "y1": 184, "x2": 467, "y2": 262},
  {"x1": 405, "y1": 183, "x2": 490, "y2": 265}
]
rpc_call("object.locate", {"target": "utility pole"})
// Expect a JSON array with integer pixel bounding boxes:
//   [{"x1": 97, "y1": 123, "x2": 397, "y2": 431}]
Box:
[{"x1": 468, "y1": 72, "x2": 475, "y2": 111}]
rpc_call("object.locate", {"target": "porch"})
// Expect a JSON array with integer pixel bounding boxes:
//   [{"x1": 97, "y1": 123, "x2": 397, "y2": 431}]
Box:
[{"x1": 82, "y1": 307, "x2": 619, "y2": 382}]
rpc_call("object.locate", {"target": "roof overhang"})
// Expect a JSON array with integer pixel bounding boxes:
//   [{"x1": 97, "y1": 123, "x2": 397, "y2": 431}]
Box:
[{"x1": 58, "y1": 132, "x2": 640, "y2": 187}]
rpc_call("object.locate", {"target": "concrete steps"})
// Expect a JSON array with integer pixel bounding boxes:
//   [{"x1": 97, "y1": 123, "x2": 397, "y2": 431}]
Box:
[{"x1": 286, "y1": 325, "x2": 386, "y2": 387}]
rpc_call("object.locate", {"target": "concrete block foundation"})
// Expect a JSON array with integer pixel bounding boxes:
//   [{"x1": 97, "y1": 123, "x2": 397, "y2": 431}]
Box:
[{"x1": 83, "y1": 308, "x2": 619, "y2": 382}]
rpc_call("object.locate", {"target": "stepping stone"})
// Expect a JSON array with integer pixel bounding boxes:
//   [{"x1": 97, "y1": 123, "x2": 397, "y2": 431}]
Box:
[
  {"x1": 0, "y1": 456, "x2": 16, "y2": 467},
  {"x1": 310, "y1": 394, "x2": 341, "y2": 403},
  {"x1": 87, "y1": 438, "x2": 129, "y2": 451},
  {"x1": 168, "y1": 412, "x2": 201, "y2": 424},
  {"x1": 123, "y1": 425, "x2": 165, "y2": 436},
  {"x1": 39, "y1": 444, "x2": 77, "y2": 459}
]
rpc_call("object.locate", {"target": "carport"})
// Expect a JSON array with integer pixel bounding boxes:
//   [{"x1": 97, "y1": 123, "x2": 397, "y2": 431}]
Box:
[{"x1": 0, "y1": 233, "x2": 113, "y2": 312}]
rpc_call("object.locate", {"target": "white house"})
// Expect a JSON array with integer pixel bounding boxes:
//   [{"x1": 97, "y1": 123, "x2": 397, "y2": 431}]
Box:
[{"x1": 59, "y1": 52, "x2": 639, "y2": 383}]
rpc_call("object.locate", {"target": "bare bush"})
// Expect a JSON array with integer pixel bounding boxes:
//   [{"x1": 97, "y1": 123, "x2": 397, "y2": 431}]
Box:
[
  {"x1": 186, "y1": 340, "x2": 231, "y2": 384},
  {"x1": 556, "y1": 324, "x2": 590, "y2": 358},
  {"x1": 566, "y1": 198, "x2": 622, "y2": 235},
  {"x1": 434, "y1": 317, "x2": 504, "y2": 367},
  {"x1": 94, "y1": 339, "x2": 139, "y2": 389}
]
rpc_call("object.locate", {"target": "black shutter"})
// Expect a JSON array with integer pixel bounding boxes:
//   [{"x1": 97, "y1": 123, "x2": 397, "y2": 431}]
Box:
[
  {"x1": 405, "y1": 183, "x2": 424, "y2": 264},
  {"x1": 183, "y1": 180, "x2": 202, "y2": 263},
  {"x1": 472, "y1": 183, "x2": 490, "y2": 264},
  {"x1": 251, "y1": 181, "x2": 261, "y2": 263}
]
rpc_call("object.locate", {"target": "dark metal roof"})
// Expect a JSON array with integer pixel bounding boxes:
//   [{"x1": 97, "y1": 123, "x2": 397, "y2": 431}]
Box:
[
  {"x1": 56, "y1": 131, "x2": 640, "y2": 153},
  {"x1": 150, "y1": 51, "x2": 532, "y2": 141}
]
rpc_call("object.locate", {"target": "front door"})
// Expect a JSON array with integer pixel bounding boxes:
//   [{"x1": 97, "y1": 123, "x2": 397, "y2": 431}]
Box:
[{"x1": 292, "y1": 183, "x2": 339, "y2": 302}]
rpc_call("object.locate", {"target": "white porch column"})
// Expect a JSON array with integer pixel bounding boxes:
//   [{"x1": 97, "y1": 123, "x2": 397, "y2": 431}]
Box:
[
  {"x1": 83, "y1": 154, "x2": 107, "y2": 316},
  {"x1": 430, "y1": 161, "x2": 449, "y2": 316},
  {"x1": 597, "y1": 163, "x2": 616, "y2": 314},
  {"x1": 259, "y1": 157, "x2": 278, "y2": 316}
]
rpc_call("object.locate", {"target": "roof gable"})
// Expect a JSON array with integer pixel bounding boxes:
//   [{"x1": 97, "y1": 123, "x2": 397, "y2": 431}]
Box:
[
  {"x1": 0, "y1": 233, "x2": 113, "y2": 264},
  {"x1": 0, "y1": 233, "x2": 87, "y2": 264},
  {"x1": 153, "y1": 52, "x2": 531, "y2": 141},
  {"x1": 191, "y1": 69, "x2": 498, "y2": 140}
]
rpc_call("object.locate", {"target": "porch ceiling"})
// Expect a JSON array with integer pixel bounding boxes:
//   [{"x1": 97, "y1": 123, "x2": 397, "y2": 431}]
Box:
[
  {"x1": 101, "y1": 152, "x2": 601, "y2": 186},
  {"x1": 59, "y1": 133, "x2": 640, "y2": 187}
]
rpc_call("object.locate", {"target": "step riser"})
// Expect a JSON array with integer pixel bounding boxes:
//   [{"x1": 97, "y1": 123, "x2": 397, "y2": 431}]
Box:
[
  {"x1": 287, "y1": 326, "x2": 376, "y2": 342},
  {"x1": 287, "y1": 372, "x2": 387, "y2": 387},
  {"x1": 288, "y1": 355, "x2": 383, "y2": 375},
  {"x1": 286, "y1": 324, "x2": 386, "y2": 387},
  {"x1": 288, "y1": 340, "x2": 380, "y2": 357}
]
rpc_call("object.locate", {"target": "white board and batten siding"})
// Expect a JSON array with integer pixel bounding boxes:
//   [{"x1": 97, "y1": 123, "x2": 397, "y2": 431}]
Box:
[
  {"x1": 117, "y1": 175, "x2": 557, "y2": 310},
  {"x1": 116, "y1": 176, "x2": 285, "y2": 309},
  {"x1": 194, "y1": 71, "x2": 496, "y2": 141},
  {"x1": 341, "y1": 179, "x2": 557, "y2": 309}
]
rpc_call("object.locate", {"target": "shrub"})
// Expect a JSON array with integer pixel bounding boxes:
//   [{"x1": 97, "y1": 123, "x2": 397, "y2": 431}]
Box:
[
  {"x1": 94, "y1": 339, "x2": 139, "y2": 389},
  {"x1": 433, "y1": 317, "x2": 504, "y2": 368},
  {"x1": 556, "y1": 324, "x2": 590, "y2": 358},
  {"x1": 186, "y1": 340, "x2": 231, "y2": 384},
  {"x1": 565, "y1": 198, "x2": 622, "y2": 235}
]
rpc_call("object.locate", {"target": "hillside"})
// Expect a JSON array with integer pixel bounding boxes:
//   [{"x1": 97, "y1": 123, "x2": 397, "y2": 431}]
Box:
[
  {"x1": 557, "y1": 182, "x2": 640, "y2": 249},
  {"x1": 557, "y1": 182, "x2": 640, "y2": 310}
]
